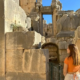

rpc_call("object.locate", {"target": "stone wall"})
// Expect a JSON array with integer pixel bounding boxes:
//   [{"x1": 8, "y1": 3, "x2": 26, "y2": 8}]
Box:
[
  {"x1": 0, "y1": 0, "x2": 5, "y2": 80},
  {"x1": 29, "y1": 12, "x2": 40, "y2": 33},
  {"x1": 6, "y1": 31, "x2": 42, "y2": 49},
  {"x1": 20, "y1": 0, "x2": 36, "y2": 15},
  {"x1": 5, "y1": 32, "x2": 49, "y2": 79},
  {"x1": 0, "y1": 31, "x2": 49, "y2": 80},
  {"x1": 5, "y1": 0, "x2": 30, "y2": 33},
  {"x1": 43, "y1": 23, "x2": 53, "y2": 37},
  {"x1": 5, "y1": 49, "x2": 49, "y2": 80},
  {"x1": 13, "y1": 0, "x2": 19, "y2": 5},
  {"x1": 26, "y1": 17, "x2": 31, "y2": 29}
]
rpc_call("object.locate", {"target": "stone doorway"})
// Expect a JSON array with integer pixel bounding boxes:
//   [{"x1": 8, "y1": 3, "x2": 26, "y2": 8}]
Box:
[
  {"x1": 43, "y1": 14, "x2": 53, "y2": 37},
  {"x1": 42, "y1": 43, "x2": 59, "y2": 64}
]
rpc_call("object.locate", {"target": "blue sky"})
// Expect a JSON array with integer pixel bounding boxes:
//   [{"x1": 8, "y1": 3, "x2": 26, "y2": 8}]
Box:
[{"x1": 42, "y1": 0, "x2": 80, "y2": 24}]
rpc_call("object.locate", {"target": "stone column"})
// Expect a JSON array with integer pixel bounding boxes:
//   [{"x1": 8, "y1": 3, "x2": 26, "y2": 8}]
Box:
[
  {"x1": 0, "y1": 0, "x2": 5, "y2": 78},
  {"x1": 52, "y1": 8, "x2": 57, "y2": 36},
  {"x1": 39, "y1": 12, "x2": 43, "y2": 35}
]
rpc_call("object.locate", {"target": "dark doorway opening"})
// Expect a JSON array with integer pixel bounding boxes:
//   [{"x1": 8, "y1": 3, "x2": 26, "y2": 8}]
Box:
[{"x1": 42, "y1": 43, "x2": 59, "y2": 64}]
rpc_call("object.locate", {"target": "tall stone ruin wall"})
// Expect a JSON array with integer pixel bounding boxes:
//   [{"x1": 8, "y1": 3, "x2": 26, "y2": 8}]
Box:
[
  {"x1": 0, "y1": 0, "x2": 49, "y2": 80},
  {"x1": 5, "y1": 49, "x2": 49, "y2": 80},
  {"x1": 0, "y1": 48, "x2": 49, "y2": 80},
  {"x1": 0, "y1": 31, "x2": 49, "y2": 80}
]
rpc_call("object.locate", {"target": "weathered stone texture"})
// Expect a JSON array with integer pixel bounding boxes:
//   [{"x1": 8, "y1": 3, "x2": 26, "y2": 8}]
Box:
[
  {"x1": 5, "y1": 49, "x2": 49, "y2": 80},
  {"x1": 57, "y1": 31, "x2": 75, "y2": 38},
  {"x1": 43, "y1": 23, "x2": 53, "y2": 37},
  {"x1": 57, "y1": 13, "x2": 80, "y2": 32},
  {"x1": 0, "y1": 0, "x2": 5, "y2": 77},
  {"x1": 6, "y1": 49, "x2": 23, "y2": 72},
  {"x1": 59, "y1": 50, "x2": 68, "y2": 63},
  {"x1": 0, "y1": 49, "x2": 5, "y2": 76},
  {"x1": 20, "y1": 0, "x2": 36, "y2": 15},
  {"x1": 0, "y1": 35, "x2": 5, "y2": 49},
  {"x1": 20, "y1": 0, "x2": 36, "y2": 5},
  {"x1": 41, "y1": 36, "x2": 45, "y2": 45},
  {"x1": 23, "y1": 50, "x2": 31, "y2": 73},
  {"x1": 5, "y1": 0, "x2": 28, "y2": 33},
  {"x1": 0, "y1": 0, "x2": 5, "y2": 49},
  {"x1": 59, "y1": 50, "x2": 67, "y2": 56},
  {"x1": 58, "y1": 41, "x2": 67, "y2": 49},
  {"x1": 23, "y1": 49, "x2": 49, "y2": 73},
  {"x1": 30, "y1": 50, "x2": 41, "y2": 73},
  {"x1": 0, "y1": 76, "x2": 5, "y2": 80},
  {"x1": 6, "y1": 31, "x2": 41, "y2": 49},
  {"x1": 26, "y1": 17, "x2": 31, "y2": 29},
  {"x1": 46, "y1": 38, "x2": 57, "y2": 44},
  {"x1": 32, "y1": 20, "x2": 40, "y2": 32},
  {"x1": 13, "y1": 0, "x2": 19, "y2": 5},
  {"x1": 6, "y1": 72, "x2": 46, "y2": 80},
  {"x1": 60, "y1": 54, "x2": 68, "y2": 63}
]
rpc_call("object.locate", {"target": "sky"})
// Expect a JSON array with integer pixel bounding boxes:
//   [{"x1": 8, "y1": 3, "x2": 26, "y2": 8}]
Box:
[{"x1": 42, "y1": 0, "x2": 80, "y2": 24}]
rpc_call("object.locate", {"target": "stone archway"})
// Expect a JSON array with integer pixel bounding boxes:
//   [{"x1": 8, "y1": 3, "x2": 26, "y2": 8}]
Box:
[{"x1": 42, "y1": 43, "x2": 59, "y2": 64}]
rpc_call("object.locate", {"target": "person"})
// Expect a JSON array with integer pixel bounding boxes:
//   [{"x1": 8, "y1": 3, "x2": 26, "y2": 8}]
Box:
[{"x1": 63, "y1": 44, "x2": 80, "y2": 80}]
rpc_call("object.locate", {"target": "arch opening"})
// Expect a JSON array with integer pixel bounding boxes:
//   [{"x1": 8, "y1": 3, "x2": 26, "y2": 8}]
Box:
[{"x1": 42, "y1": 43, "x2": 59, "y2": 64}]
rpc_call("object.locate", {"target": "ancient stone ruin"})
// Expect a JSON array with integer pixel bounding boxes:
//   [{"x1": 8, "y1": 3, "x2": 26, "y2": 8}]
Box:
[{"x1": 0, "y1": 0, "x2": 80, "y2": 80}]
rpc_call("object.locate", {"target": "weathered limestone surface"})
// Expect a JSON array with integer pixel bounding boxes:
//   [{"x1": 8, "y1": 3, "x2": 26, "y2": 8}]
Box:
[
  {"x1": 20, "y1": 0, "x2": 36, "y2": 15},
  {"x1": 59, "y1": 49, "x2": 68, "y2": 64},
  {"x1": 41, "y1": 36, "x2": 45, "y2": 45},
  {"x1": 32, "y1": 20, "x2": 40, "y2": 32},
  {"x1": 6, "y1": 73, "x2": 46, "y2": 80},
  {"x1": 76, "y1": 9, "x2": 80, "y2": 14},
  {"x1": 59, "y1": 50, "x2": 67, "y2": 56},
  {"x1": 43, "y1": 23, "x2": 53, "y2": 37},
  {"x1": 46, "y1": 38, "x2": 57, "y2": 44},
  {"x1": 0, "y1": 0, "x2": 5, "y2": 77},
  {"x1": 29, "y1": 12, "x2": 40, "y2": 33},
  {"x1": 13, "y1": 0, "x2": 19, "y2": 5},
  {"x1": 5, "y1": 0, "x2": 28, "y2": 33},
  {"x1": 0, "y1": 77, "x2": 5, "y2": 80},
  {"x1": 57, "y1": 13, "x2": 80, "y2": 33},
  {"x1": 58, "y1": 41, "x2": 67, "y2": 49},
  {"x1": 26, "y1": 17, "x2": 31, "y2": 29},
  {"x1": 0, "y1": 49, "x2": 5, "y2": 76},
  {"x1": 59, "y1": 50, "x2": 68, "y2": 63},
  {"x1": 23, "y1": 49, "x2": 49, "y2": 73},
  {"x1": 5, "y1": 49, "x2": 49, "y2": 80},
  {"x1": 6, "y1": 49, "x2": 23, "y2": 72},
  {"x1": 0, "y1": 0, "x2": 5, "y2": 48},
  {"x1": 60, "y1": 54, "x2": 68, "y2": 63},
  {"x1": 6, "y1": 31, "x2": 41, "y2": 49},
  {"x1": 57, "y1": 31, "x2": 75, "y2": 38}
]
